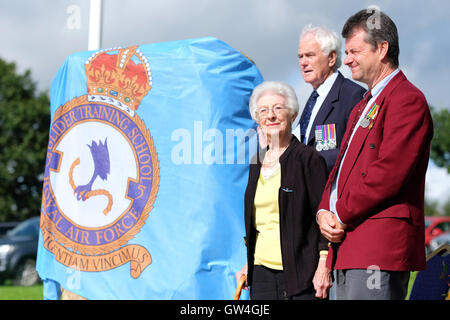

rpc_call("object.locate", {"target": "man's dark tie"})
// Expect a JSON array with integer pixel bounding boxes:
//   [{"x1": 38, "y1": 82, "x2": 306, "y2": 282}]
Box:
[
  {"x1": 300, "y1": 90, "x2": 319, "y2": 143},
  {"x1": 327, "y1": 91, "x2": 372, "y2": 186}
]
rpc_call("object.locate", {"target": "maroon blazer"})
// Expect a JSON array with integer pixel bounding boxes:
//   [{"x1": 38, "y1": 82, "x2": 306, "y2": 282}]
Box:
[{"x1": 318, "y1": 71, "x2": 433, "y2": 271}]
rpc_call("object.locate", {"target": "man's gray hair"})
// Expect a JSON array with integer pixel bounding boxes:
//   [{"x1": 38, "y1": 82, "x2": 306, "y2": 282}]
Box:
[
  {"x1": 249, "y1": 81, "x2": 299, "y2": 122},
  {"x1": 300, "y1": 24, "x2": 342, "y2": 71},
  {"x1": 342, "y1": 9, "x2": 399, "y2": 68}
]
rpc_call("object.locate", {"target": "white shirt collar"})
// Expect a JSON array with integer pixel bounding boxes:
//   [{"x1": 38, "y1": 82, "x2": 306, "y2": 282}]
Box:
[
  {"x1": 367, "y1": 68, "x2": 400, "y2": 99},
  {"x1": 316, "y1": 71, "x2": 339, "y2": 98},
  {"x1": 292, "y1": 72, "x2": 340, "y2": 143}
]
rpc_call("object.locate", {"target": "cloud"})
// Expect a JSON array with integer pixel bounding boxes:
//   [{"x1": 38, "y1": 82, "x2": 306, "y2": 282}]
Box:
[
  {"x1": 0, "y1": 0, "x2": 449, "y2": 206},
  {"x1": 2, "y1": 0, "x2": 449, "y2": 110},
  {"x1": 426, "y1": 162, "x2": 450, "y2": 209}
]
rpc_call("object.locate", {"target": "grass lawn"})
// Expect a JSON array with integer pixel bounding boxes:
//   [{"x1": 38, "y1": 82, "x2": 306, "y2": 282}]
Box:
[
  {"x1": 0, "y1": 283, "x2": 43, "y2": 300},
  {"x1": 406, "y1": 271, "x2": 417, "y2": 300}
]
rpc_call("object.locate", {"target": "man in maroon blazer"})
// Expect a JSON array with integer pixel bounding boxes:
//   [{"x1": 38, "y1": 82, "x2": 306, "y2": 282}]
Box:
[{"x1": 316, "y1": 9, "x2": 433, "y2": 299}]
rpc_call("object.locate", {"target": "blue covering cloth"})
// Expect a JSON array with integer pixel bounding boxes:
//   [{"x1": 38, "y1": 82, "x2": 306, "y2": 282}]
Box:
[{"x1": 36, "y1": 37, "x2": 263, "y2": 299}]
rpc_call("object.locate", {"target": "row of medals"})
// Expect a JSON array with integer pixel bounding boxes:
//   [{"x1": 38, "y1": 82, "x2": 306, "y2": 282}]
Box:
[
  {"x1": 316, "y1": 139, "x2": 337, "y2": 152},
  {"x1": 315, "y1": 126, "x2": 337, "y2": 152},
  {"x1": 315, "y1": 114, "x2": 372, "y2": 152}
]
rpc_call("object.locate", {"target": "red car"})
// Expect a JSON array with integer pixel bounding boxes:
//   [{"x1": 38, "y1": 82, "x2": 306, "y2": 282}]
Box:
[{"x1": 424, "y1": 216, "x2": 450, "y2": 246}]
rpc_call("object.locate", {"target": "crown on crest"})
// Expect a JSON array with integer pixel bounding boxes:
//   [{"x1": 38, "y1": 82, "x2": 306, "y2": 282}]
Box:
[{"x1": 85, "y1": 45, "x2": 152, "y2": 116}]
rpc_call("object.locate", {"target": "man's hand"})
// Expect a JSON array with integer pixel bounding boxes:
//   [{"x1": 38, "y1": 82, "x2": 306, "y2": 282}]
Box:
[{"x1": 317, "y1": 210, "x2": 346, "y2": 243}]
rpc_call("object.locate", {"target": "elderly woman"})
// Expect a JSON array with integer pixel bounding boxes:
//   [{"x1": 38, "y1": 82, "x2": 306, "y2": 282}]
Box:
[{"x1": 236, "y1": 81, "x2": 331, "y2": 300}]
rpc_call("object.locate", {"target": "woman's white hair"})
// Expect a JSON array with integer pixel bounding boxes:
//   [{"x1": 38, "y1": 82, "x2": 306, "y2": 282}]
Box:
[
  {"x1": 249, "y1": 81, "x2": 299, "y2": 122},
  {"x1": 300, "y1": 24, "x2": 342, "y2": 71}
]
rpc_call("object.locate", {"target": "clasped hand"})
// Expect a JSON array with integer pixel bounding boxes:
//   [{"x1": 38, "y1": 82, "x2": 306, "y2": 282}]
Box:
[{"x1": 317, "y1": 211, "x2": 346, "y2": 243}]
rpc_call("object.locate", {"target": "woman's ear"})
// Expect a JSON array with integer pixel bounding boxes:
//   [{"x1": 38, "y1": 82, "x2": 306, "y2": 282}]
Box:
[{"x1": 291, "y1": 112, "x2": 298, "y2": 124}]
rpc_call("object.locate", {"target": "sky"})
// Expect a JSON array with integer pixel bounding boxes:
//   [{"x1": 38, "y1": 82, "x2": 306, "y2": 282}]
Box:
[{"x1": 1, "y1": 0, "x2": 449, "y2": 209}]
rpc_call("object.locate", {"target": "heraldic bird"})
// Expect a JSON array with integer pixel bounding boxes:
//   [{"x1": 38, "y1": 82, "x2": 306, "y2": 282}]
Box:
[{"x1": 74, "y1": 138, "x2": 111, "y2": 201}]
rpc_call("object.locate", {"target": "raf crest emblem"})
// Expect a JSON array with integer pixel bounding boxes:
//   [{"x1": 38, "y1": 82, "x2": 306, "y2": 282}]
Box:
[{"x1": 41, "y1": 46, "x2": 159, "y2": 278}]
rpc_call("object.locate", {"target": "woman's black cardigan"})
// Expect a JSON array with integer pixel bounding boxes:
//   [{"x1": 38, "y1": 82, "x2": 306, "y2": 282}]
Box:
[{"x1": 244, "y1": 136, "x2": 329, "y2": 297}]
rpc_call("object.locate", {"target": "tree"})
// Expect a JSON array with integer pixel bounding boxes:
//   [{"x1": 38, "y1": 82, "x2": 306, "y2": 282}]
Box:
[
  {"x1": 430, "y1": 107, "x2": 450, "y2": 173},
  {"x1": 443, "y1": 198, "x2": 450, "y2": 217},
  {"x1": 0, "y1": 57, "x2": 50, "y2": 222},
  {"x1": 424, "y1": 199, "x2": 439, "y2": 217}
]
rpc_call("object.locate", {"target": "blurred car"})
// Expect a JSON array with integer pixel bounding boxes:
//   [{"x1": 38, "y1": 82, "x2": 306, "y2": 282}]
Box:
[
  {"x1": 0, "y1": 222, "x2": 19, "y2": 237},
  {"x1": 428, "y1": 232, "x2": 450, "y2": 253},
  {"x1": 0, "y1": 216, "x2": 40, "y2": 286},
  {"x1": 424, "y1": 216, "x2": 450, "y2": 247}
]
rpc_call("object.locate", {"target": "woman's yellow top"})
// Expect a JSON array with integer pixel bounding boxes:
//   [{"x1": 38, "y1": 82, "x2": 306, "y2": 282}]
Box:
[{"x1": 253, "y1": 165, "x2": 283, "y2": 270}]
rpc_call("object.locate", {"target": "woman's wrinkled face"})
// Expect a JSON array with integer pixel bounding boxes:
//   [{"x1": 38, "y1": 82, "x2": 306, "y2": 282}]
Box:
[{"x1": 256, "y1": 93, "x2": 295, "y2": 139}]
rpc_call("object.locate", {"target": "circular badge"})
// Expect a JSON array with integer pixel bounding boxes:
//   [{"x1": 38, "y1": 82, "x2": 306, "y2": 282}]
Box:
[
  {"x1": 360, "y1": 117, "x2": 370, "y2": 128},
  {"x1": 41, "y1": 97, "x2": 158, "y2": 277},
  {"x1": 43, "y1": 97, "x2": 158, "y2": 254},
  {"x1": 316, "y1": 142, "x2": 323, "y2": 152},
  {"x1": 41, "y1": 46, "x2": 157, "y2": 278}
]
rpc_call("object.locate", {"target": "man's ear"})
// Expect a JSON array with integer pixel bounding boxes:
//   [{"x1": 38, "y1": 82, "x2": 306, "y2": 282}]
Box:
[
  {"x1": 328, "y1": 51, "x2": 337, "y2": 68},
  {"x1": 378, "y1": 41, "x2": 389, "y2": 62}
]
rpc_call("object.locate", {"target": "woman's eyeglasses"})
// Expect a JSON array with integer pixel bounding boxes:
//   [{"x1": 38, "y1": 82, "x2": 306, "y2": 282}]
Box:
[{"x1": 256, "y1": 105, "x2": 288, "y2": 118}]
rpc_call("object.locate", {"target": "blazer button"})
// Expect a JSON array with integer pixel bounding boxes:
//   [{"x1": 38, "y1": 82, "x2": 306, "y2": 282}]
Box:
[
  {"x1": 361, "y1": 172, "x2": 366, "y2": 177},
  {"x1": 370, "y1": 143, "x2": 375, "y2": 149}
]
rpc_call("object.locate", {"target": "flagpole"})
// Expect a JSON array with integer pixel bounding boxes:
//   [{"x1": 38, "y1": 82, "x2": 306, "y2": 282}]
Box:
[{"x1": 88, "y1": 0, "x2": 103, "y2": 50}]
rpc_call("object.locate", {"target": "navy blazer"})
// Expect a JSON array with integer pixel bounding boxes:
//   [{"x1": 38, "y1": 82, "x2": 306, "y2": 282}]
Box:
[{"x1": 305, "y1": 72, "x2": 366, "y2": 172}]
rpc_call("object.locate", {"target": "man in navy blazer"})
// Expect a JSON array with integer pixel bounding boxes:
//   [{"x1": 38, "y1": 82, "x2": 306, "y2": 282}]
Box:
[{"x1": 295, "y1": 25, "x2": 366, "y2": 172}]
